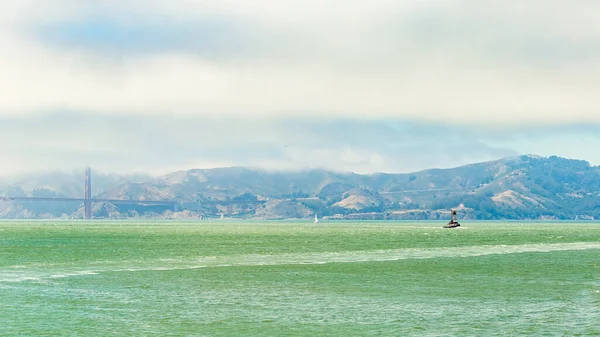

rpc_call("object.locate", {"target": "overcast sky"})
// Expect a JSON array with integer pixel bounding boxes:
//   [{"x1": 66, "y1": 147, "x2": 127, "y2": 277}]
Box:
[{"x1": 1, "y1": 0, "x2": 599, "y2": 176}]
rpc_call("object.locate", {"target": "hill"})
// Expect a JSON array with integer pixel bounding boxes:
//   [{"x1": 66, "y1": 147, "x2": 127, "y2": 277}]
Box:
[
  {"x1": 0, "y1": 170, "x2": 152, "y2": 219},
  {"x1": 1, "y1": 155, "x2": 600, "y2": 220}
]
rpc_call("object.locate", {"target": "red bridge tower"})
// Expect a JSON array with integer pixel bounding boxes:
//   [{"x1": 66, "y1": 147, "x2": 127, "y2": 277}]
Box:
[{"x1": 84, "y1": 166, "x2": 92, "y2": 220}]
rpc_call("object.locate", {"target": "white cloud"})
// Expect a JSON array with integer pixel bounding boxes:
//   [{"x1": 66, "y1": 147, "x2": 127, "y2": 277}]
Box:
[
  {"x1": 0, "y1": 113, "x2": 521, "y2": 176},
  {"x1": 0, "y1": 0, "x2": 598, "y2": 124},
  {"x1": 0, "y1": 1, "x2": 600, "y2": 176}
]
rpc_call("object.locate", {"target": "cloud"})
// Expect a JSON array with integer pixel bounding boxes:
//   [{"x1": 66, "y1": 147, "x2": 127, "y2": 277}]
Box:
[
  {"x1": 1, "y1": 111, "x2": 600, "y2": 177},
  {"x1": 0, "y1": 1, "x2": 599, "y2": 176},
  {"x1": 0, "y1": 0, "x2": 598, "y2": 124},
  {"x1": 0, "y1": 112, "x2": 530, "y2": 176}
]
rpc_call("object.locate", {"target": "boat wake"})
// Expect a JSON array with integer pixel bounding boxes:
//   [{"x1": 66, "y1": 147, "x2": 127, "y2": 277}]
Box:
[{"x1": 2, "y1": 242, "x2": 600, "y2": 283}]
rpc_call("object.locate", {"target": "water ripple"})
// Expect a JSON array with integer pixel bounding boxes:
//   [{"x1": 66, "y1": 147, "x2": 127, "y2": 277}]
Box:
[{"x1": 2, "y1": 242, "x2": 600, "y2": 283}]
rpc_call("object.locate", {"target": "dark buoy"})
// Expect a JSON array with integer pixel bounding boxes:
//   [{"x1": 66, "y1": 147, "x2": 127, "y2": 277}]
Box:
[{"x1": 443, "y1": 209, "x2": 460, "y2": 228}]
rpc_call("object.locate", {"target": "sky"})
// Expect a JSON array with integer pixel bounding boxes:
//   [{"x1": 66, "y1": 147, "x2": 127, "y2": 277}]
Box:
[{"x1": 1, "y1": 0, "x2": 599, "y2": 176}]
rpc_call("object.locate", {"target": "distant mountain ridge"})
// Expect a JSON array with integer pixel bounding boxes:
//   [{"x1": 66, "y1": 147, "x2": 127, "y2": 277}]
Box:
[{"x1": 1, "y1": 155, "x2": 600, "y2": 220}]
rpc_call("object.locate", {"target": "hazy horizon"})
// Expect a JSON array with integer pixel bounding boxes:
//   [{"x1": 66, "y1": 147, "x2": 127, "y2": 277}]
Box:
[{"x1": 0, "y1": 153, "x2": 590, "y2": 181}]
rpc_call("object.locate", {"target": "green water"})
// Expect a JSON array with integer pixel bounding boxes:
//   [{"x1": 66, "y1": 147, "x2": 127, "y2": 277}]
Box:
[{"x1": 1, "y1": 221, "x2": 599, "y2": 336}]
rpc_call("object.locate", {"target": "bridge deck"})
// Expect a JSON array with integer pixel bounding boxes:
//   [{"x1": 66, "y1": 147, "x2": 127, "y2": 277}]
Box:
[
  {"x1": 0, "y1": 197, "x2": 265, "y2": 206},
  {"x1": 0, "y1": 196, "x2": 175, "y2": 206}
]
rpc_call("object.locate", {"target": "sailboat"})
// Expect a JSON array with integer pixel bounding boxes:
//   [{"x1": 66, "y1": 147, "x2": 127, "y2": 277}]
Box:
[
  {"x1": 220, "y1": 213, "x2": 224, "y2": 220},
  {"x1": 314, "y1": 213, "x2": 319, "y2": 223}
]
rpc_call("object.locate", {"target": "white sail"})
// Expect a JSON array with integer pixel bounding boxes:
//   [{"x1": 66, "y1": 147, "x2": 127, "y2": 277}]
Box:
[{"x1": 314, "y1": 214, "x2": 319, "y2": 223}]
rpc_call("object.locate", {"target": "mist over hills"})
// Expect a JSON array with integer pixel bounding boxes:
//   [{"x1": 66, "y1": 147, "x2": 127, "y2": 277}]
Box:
[{"x1": 1, "y1": 155, "x2": 599, "y2": 220}]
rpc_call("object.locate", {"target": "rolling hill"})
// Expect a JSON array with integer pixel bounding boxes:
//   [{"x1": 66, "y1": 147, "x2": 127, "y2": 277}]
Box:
[{"x1": 1, "y1": 155, "x2": 600, "y2": 220}]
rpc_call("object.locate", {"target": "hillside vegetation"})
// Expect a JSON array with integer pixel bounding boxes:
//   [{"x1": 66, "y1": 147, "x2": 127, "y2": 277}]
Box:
[{"x1": 1, "y1": 155, "x2": 599, "y2": 220}]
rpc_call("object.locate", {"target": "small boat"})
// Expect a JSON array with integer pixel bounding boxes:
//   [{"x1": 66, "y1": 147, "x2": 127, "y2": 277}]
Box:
[
  {"x1": 443, "y1": 209, "x2": 460, "y2": 228},
  {"x1": 314, "y1": 213, "x2": 319, "y2": 223}
]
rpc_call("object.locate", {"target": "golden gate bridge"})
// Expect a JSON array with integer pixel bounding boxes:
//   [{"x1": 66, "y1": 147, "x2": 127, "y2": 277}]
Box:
[
  {"x1": 0, "y1": 166, "x2": 175, "y2": 219},
  {"x1": 0, "y1": 166, "x2": 262, "y2": 219}
]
